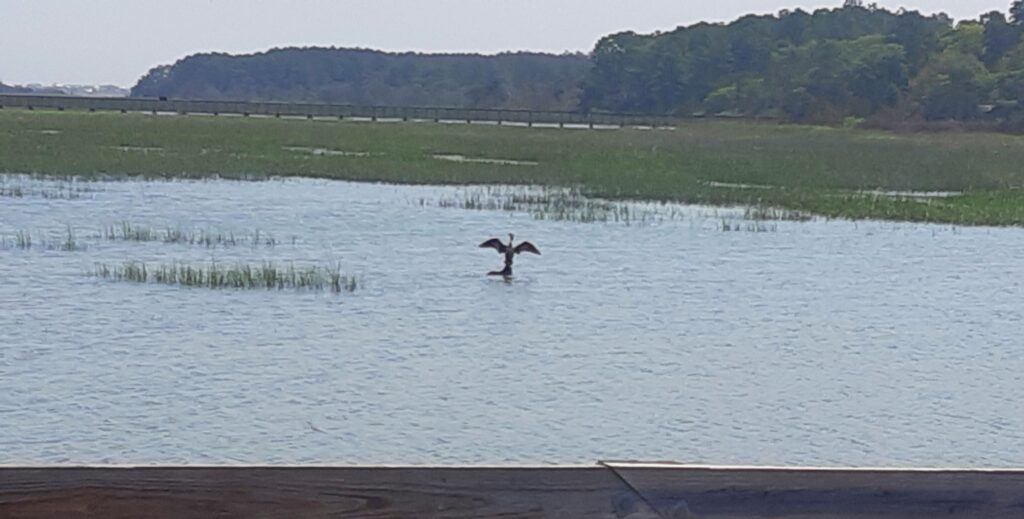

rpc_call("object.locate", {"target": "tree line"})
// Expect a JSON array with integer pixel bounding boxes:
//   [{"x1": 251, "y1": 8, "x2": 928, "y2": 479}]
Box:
[
  {"x1": 131, "y1": 48, "x2": 589, "y2": 111},
  {"x1": 582, "y1": 0, "x2": 1024, "y2": 129},
  {"x1": 127, "y1": 1, "x2": 1024, "y2": 129}
]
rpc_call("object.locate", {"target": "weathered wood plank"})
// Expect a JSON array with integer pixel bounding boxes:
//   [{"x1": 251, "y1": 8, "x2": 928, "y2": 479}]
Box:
[
  {"x1": 0, "y1": 466, "x2": 651, "y2": 519},
  {"x1": 3, "y1": 465, "x2": 1024, "y2": 519},
  {"x1": 607, "y1": 463, "x2": 1024, "y2": 518}
]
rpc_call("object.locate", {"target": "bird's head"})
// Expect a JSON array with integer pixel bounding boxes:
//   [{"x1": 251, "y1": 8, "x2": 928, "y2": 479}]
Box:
[{"x1": 509, "y1": 233, "x2": 515, "y2": 242}]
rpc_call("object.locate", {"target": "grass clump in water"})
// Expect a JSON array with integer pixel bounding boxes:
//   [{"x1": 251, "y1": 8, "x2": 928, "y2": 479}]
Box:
[
  {"x1": 721, "y1": 220, "x2": 778, "y2": 232},
  {"x1": 14, "y1": 230, "x2": 32, "y2": 249},
  {"x1": 0, "y1": 185, "x2": 24, "y2": 198},
  {"x1": 105, "y1": 221, "x2": 157, "y2": 242},
  {"x1": 95, "y1": 261, "x2": 358, "y2": 293},
  {"x1": 744, "y1": 205, "x2": 812, "y2": 222},
  {"x1": 102, "y1": 221, "x2": 279, "y2": 248},
  {"x1": 0, "y1": 175, "x2": 100, "y2": 200},
  {"x1": 0, "y1": 183, "x2": 85, "y2": 199},
  {"x1": 61, "y1": 225, "x2": 80, "y2": 251},
  {"x1": 2, "y1": 226, "x2": 83, "y2": 251},
  {"x1": 423, "y1": 186, "x2": 686, "y2": 225}
]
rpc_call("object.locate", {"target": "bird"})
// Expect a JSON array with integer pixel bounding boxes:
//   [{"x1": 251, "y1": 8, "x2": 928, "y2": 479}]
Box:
[{"x1": 479, "y1": 233, "x2": 540, "y2": 277}]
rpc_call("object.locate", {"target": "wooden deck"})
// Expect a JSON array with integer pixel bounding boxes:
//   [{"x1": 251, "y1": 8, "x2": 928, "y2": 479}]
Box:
[{"x1": 2, "y1": 463, "x2": 1023, "y2": 518}]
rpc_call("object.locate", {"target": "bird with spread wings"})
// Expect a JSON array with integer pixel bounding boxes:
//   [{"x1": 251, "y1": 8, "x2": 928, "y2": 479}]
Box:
[{"x1": 479, "y1": 233, "x2": 540, "y2": 277}]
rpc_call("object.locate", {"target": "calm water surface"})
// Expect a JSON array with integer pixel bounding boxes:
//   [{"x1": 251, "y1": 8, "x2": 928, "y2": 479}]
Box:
[{"x1": 1, "y1": 175, "x2": 1022, "y2": 466}]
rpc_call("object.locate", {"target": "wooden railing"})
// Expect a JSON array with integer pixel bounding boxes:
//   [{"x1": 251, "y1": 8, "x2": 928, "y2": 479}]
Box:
[
  {"x1": 0, "y1": 94, "x2": 673, "y2": 128},
  {"x1": 2, "y1": 463, "x2": 1023, "y2": 518}
]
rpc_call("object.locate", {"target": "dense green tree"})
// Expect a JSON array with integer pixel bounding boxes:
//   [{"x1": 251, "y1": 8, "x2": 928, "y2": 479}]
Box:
[
  {"x1": 943, "y1": 22, "x2": 985, "y2": 58},
  {"x1": 913, "y1": 51, "x2": 992, "y2": 119},
  {"x1": 774, "y1": 9, "x2": 812, "y2": 45},
  {"x1": 981, "y1": 11, "x2": 1021, "y2": 65},
  {"x1": 845, "y1": 38, "x2": 910, "y2": 112},
  {"x1": 994, "y1": 68, "x2": 1024, "y2": 100},
  {"x1": 1011, "y1": 0, "x2": 1024, "y2": 24},
  {"x1": 996, "y1": 38, "x2": 1024, "y2": 70},
  {"x1": 728, "y1": 15, "x2": 776, "y2": 73},
  {"x1": 579, "y1": 32, "x2": 655, "y2": 111},
  {"x1": 889, "y1": 10, "x2": 946, "y2": 72}
]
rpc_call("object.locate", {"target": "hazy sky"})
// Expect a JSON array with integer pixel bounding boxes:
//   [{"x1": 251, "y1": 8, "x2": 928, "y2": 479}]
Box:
[{"x1": 0, "y1": 0, "x2": 1011, "y2": 87}]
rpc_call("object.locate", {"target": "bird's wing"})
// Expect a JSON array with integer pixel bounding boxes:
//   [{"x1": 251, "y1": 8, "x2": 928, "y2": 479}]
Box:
[
  {"x1": 479, "y1": 238, "x2": 508, "y2": 253},
  {"x1": 515, "y1": 241, "x2": 541, "y2": 255}
]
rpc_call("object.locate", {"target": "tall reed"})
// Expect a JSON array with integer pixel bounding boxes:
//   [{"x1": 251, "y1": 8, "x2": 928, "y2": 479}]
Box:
[
  {"x1": 102, "y1": 221, "x2": 278, "y2": 248},
  {"x1": 2, "y1": 227, "x2": 83, "y2": 250},
  {"x1": 94, "y1": 261, "x2": 358, "y2": 293}
]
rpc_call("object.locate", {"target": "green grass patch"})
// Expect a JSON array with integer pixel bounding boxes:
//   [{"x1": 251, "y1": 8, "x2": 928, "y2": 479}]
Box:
[
  {"x1": 422, "y1": 185, "x2": 688, "y2": 224},
  {"x1": 4, "y1": 109, "x2": 1024, "y2": 225},
  {"x1": 103, "y1": 221, "x2": 282, "y2": 247}
]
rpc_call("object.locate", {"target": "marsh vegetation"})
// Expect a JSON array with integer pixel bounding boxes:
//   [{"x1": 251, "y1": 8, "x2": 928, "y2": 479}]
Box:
[
  {"x1": 721, "y1": 220, "x2": 778, "y2": 233},
  {"x1": 0, "y1": 176, "x2": 101, "y2": 200},
  {"x1": 102, "y1": 221, "x2": 284, "y2": 248},
  {"x1": 1, "y1": 226, "x2": 83, "y2": 251},
  {"x1": 94, "y1": 261, "x2": 358, "y2": 292},
  {"x1": 0, "y1": 178, "x2": 358, "y2": 293},
  {"x1": 4, "y1": 110, "x2": 1024, "y2": 225},
  {"x1": 417, "y1": 186, "x2": 690, "y2": 224}
]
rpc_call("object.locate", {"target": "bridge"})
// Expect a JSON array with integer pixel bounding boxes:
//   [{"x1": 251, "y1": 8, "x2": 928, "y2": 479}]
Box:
[{"x1": 0, "y1": 93, "x2": 674, "y2": 129}]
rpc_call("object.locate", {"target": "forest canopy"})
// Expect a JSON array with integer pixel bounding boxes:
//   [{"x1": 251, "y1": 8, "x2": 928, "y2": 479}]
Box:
[
  {"x1": 580, "y1": 0, "x2": 1024, "y2": 127},
  {"x1": 130, "y1": 48, "x2": 590, "y2": 111}
]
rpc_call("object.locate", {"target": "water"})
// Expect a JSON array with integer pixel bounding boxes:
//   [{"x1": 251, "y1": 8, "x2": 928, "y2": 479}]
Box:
[{"x1": 1, "y1": 175, "x2": 1022, "y2": 467}]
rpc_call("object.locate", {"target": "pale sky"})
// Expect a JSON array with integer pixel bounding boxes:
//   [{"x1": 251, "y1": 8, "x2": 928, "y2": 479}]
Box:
[{"x1": 0, "y1": 0, "x2": 1011, "y2": 87}]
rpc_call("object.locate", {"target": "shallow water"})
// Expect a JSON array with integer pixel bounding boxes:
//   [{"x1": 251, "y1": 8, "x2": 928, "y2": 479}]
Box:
[{"x1": 1, "y1": 175, "x2": 1022, "y2": 467}]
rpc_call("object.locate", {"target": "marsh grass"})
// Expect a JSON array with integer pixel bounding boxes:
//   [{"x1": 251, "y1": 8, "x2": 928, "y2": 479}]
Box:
[
  {"x1": 102, "y1": 222, "x2": 280, "y2": 248},
  {"x1": 421, "y1": 186, "x2": 688, "y2": 225},
  {"x1": 95, "y1": 261, "x2": 358, "y2": 292},
  {"x1": 2, "y1": 226, "x2": 83, "y2": 251},
  {"x1": 0, "y1": 185, "x2": 24, "y2": 198},
  {"x1": 744, "y1": 205, "x2": 813, "y2": 222},
  {"x1": 0, "y1": 180, "x2": 96, "y2": 200},
  {"x1": 721, "y1": 220, "x2": 778, "y2": 232},
  {"x1": 13, "y1": 230, "x2": 31, "y2": 249},
  {"x1": 8, "y1": 110, "x2": 1024, "y2": 224},
  {"x1": 62, "y1": 225, "x2": 80, "y2": 251}
]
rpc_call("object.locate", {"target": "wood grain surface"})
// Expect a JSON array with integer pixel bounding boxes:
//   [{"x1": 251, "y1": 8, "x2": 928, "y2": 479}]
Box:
[{"x1": 3, "y1": 464, "x2": 1024, "y2": 518}]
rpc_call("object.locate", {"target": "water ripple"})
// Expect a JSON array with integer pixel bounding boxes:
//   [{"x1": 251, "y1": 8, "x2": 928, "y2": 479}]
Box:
[{"x1": 0, "y1": 175, "x2": 1022, "y2": 467}]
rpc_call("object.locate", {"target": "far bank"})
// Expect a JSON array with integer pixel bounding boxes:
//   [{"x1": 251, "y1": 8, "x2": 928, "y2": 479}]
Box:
[{"x1": 3, "y1": 108, "x2": 1024, "y2": 226}]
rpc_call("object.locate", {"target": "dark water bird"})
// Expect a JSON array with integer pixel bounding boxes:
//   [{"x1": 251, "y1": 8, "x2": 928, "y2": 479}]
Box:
[{"x1": 479, "y1": 233, "x2": 540, "y2": 277}]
